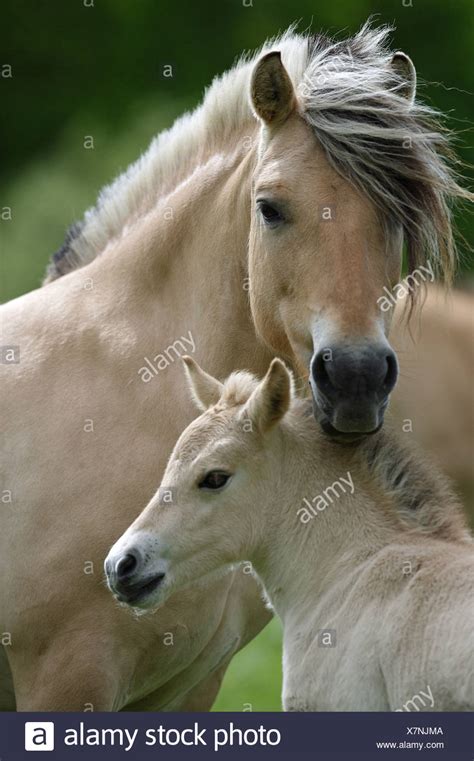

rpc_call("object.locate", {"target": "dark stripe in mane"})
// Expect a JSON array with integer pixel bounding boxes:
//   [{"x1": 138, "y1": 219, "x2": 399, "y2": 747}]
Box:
[
  {"x1": 361, "y1": 429, "x2": 469, "y2": 542},
  {"x1": 44, "y1": 221, "x2": 84, "y2": 283}
]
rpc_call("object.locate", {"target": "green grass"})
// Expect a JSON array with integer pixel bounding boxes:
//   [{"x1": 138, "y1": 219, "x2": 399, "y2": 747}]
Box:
[{"x1": 213, "y1": 618, "x2": 283, "y2": 712}]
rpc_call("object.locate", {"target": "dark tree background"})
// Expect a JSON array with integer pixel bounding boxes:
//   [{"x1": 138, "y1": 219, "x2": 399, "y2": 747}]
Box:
[{"x1": 1, "y1": 0, "x2": 473, "y2": 296}]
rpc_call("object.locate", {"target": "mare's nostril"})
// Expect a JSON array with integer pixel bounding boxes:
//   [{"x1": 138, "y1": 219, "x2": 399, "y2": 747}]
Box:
[
  {"x1": 115, "y1": 552, "x2": 139, "y2": 581},
  {"x1": 383, "y1": 352, "x2": 398, "y2": 393},
  {"x1": 312, "y1": 343, "x2": 398, "y2": 400},
  {"x1": 312, "y1": 350, "x2": 333, "y2": 396}
]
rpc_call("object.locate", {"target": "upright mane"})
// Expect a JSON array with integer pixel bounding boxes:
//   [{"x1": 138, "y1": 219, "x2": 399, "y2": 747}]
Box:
[
  {"x1": 215, "y1": 371, "x2": 470, "y2": 545},
  {"x1": 44, "y1": 21, "x2": 471, "y2": 288},
  {"x1": 360, "y1": 427, "x2": 470, "y2": 543}
]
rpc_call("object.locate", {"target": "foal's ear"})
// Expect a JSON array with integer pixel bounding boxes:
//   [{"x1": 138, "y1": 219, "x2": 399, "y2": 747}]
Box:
[
  {"x1": 391, "y1": 52, "x2": 416, "y2": 105},
  {"x1": 251, "y1": 51, "x2": 296, "y2": 125},
  {"x1": 242, "y1": 358, "x2": 292, "y2": 433},
  {"x1": 182, "y1": 356, "x2": 224, "y2": 411}
]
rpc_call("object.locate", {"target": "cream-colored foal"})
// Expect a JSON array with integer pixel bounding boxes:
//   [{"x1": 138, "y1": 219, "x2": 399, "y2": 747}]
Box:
[{"x1": 106, "y1": 358, "x2": 473, "y2": 711}]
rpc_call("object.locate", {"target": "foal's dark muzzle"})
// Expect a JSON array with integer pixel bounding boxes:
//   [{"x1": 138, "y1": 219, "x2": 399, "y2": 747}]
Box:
[{"x1": 310, "y1": 341, "x2": 398, "y2": 439}]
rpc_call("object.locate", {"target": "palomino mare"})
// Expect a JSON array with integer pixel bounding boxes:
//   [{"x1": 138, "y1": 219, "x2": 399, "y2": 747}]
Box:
[
  {"x1": 0, "y1": 23, "x2": 470, "y2": 710},
  {"x1": 106, "y1": 358, "x2": 473, "y2": 711}
]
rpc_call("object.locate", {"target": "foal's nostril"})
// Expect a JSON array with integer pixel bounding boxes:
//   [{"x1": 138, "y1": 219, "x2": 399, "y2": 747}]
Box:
[{"x1": 115, "y1": 552, "x2": 139, "y2": 581}]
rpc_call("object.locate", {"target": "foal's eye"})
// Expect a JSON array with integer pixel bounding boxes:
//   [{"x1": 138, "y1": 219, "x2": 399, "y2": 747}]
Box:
[
  {"x1": 257, "y1": 201, "x2": 284, "y2": 226},
  {"x1": 198, "y1": 471, "x2": 232, "y2": 491}
]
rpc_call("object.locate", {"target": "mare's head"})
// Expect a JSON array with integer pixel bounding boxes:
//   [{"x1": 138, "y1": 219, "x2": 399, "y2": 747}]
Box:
[
  {"x1": 247, "y1": 26, "x2": 461, "y2": 439},
  {"x1": 104, "y1": 357, "x2": 293, "y2": 609}
]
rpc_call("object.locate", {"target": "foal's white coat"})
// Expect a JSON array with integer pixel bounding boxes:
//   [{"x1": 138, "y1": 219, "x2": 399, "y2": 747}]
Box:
[{"x1": 110, "y1": 358, "x2": 473, "y2": 711}]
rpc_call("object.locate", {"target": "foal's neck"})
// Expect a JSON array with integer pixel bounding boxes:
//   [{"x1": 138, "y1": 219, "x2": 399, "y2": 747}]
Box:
[
  {"x1": 251, "y1": 408, "x2": 466, "y2": 622},
  {"x1": 251, "y1": 422, "x2": 390, "y2": 619}
]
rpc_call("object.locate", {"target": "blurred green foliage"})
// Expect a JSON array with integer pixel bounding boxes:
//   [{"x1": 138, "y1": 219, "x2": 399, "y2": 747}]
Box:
[
  {"x1": 1, "y1": 0, "x2": 472, "y2": 708},
  {"x1": 213, "y1": 619, "x2": 283, "y2": 712}
]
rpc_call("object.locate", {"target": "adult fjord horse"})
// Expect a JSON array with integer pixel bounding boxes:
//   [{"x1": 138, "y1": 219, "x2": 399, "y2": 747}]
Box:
[{"x1": 0, "y1": 23, "x2": 469, "y2": 710}]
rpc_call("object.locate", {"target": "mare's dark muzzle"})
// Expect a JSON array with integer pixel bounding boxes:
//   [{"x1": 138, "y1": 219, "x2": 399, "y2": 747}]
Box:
[{"x1": 310, "y1": 341, "x2": 398, "y2": 440}]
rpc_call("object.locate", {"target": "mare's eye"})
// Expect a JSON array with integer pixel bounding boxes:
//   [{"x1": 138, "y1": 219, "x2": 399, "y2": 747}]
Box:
[
  {"x1": 198, "y1": 471, "x2": 231, "y2": 491},
  {"x1": 257, "y1": 201, "x2": 284, "y2": 226}
]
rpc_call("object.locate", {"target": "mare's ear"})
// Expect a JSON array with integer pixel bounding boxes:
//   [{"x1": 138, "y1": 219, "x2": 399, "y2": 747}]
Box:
[
  {"x1": 182, "y1": 356, "x2": 224, "y2": 411},
  {"x1": 242, "y1": 358, "x2": 292, "y2": 433},
  {"x1": 251, "y1": 51, "x2": 296, "y2": 125},
  {"x1": 391, "y1": 52, "x2": 416, "y2": 105}
]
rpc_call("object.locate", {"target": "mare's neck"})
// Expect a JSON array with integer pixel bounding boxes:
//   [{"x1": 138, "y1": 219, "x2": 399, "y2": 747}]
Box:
[{"x1": 89, "y1": 127, "x2": 274, "y2": 379}]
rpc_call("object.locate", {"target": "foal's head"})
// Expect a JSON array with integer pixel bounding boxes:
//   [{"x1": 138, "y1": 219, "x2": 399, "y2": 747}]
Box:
[
  {"x1": 247, "y1": 28, "x2": 464, "y2": 440},
  {"x1": 105, "y1": 357, "x2": 293, "y2": 609}
]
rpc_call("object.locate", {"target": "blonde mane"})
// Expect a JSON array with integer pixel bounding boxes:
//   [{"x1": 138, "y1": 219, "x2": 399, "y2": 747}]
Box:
[{"x1": 45, "y1": 22, "x2": 470, "y2": 287}]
